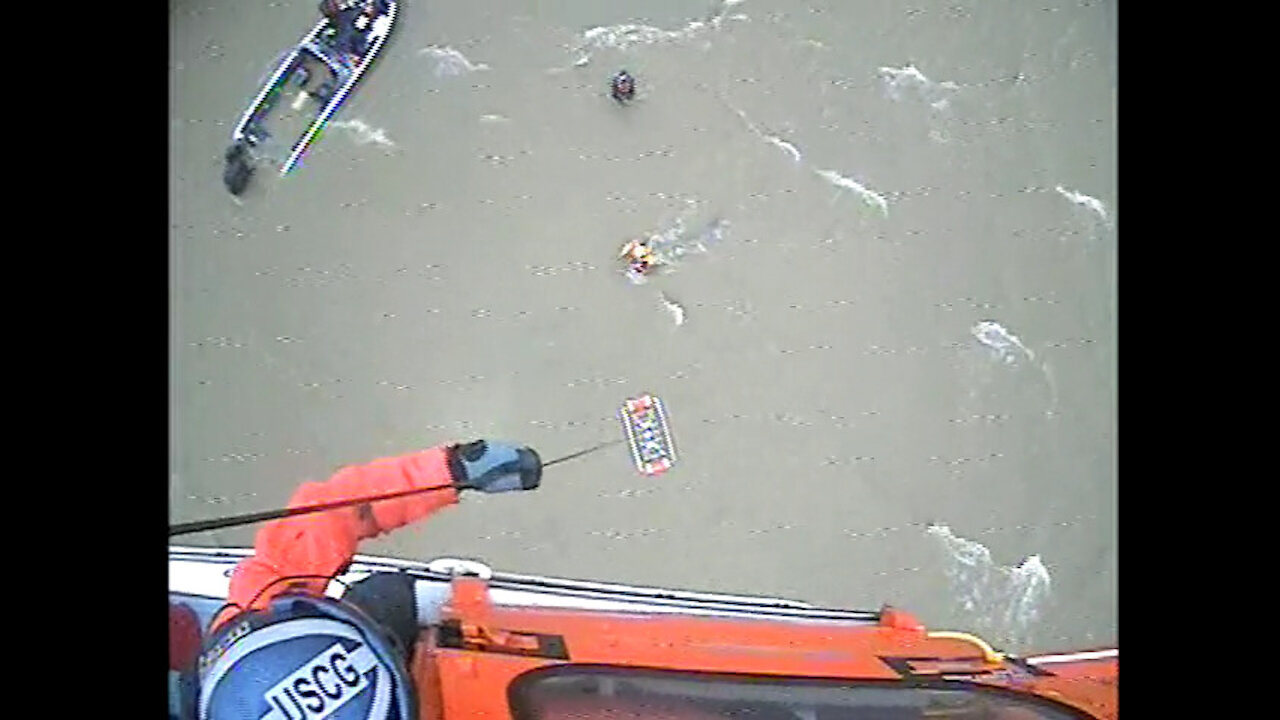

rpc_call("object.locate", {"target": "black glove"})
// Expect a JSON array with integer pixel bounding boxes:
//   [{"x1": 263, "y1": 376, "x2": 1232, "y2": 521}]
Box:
[{"x1": 449, "y1": 440, "x2": 542, "y2": 493}]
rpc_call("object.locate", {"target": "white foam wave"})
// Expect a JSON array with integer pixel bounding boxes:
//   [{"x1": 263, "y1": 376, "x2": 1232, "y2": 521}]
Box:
[
  {"x1": 418, "y1": 46, "x2": 490, "y2": 76},
  {"x1": 1041, "y1": 360, "x2": 1060, "y2": 419},
  {"x1": 764, "y1": 135, "x2": 802, "y2": 163},
  {"x1": 660, "y1": 293, "x2": 686, "y2": 326},
  {"x1": 696, "y1": 217, "x2": 729, "y2": 249},
  {"x1": 972, "y1": 320, "x2": 1034, "y2": 364},
  {"x1": 642, "y1": 216, "x2": 728, "y2": 267},
  {"x1": 1055, "y1": 185, "x2": 1111, "y2": 228},
  {"x1": 572, "y1": 0, "x2": 747, "y2": 62},
  {"x1": 879, "y1": 64, "x2": 959, "y2": 105},
  {"x1": 727, "y1": 105, "x2": 803, "y2": 164},
  {"x1": 329, "y1": 119, "x2": 395, "y2": 149},
  {"x1": 815, "y1": 169, "x2": 890, "y2": 217},
  {"x1": 926, "y1": 524, "x2": 1052, "y2": 650},
  {"x1": 581, "y1": 23, "x2": 691, "y2": 51},
  {"x1": 879, "y1": 63, "x2": 928, "y2": 93},
  {"x1": 878, "y1": 64, "x2": 958, "y2": 143},
  {"x1": 967, "y1": 322, "x2": 1062, "y2": 419}
]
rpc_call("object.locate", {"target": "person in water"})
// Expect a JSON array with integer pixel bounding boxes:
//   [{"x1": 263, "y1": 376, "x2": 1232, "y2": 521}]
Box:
[
  {"x1": 223, "y1": 140, "x2": 254, "y2": 196},
  {"x1": 620, "y1": 237, "x2": 658, "y2": 275},
  {"x1": 171, "y1": 439, "x2": 543, "y2": 720},
  {"x1": 611, "y1": 70, "x2": 636, "y2": 103}
]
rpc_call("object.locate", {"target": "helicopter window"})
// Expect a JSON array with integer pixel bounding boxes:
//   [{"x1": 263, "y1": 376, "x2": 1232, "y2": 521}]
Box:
[{"x1": 509, "y1": 666, "x2": 1085, "y2": 720}]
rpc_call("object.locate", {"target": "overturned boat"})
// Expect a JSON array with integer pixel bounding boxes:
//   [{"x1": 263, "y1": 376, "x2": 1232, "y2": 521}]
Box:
[
  {"x1": 222, "y1": 0, "x2": 397, "y2": 194},
  {"x1": 169, "y1": 545, "x2": 1118, "y2": 719}
]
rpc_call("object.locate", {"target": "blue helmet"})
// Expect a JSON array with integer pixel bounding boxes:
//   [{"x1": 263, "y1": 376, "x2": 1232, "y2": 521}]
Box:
[{"x1": 194, "y1": 595, "x2": 415, "y2": 720}]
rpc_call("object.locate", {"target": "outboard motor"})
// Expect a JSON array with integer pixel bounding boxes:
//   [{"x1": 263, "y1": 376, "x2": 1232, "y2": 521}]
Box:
[
  {"x1": 610, "y1": 70, "x2": 636, "y2": 104},
  {"x1": 223, "y1": 140, "x2": 255, "y2": 196}
]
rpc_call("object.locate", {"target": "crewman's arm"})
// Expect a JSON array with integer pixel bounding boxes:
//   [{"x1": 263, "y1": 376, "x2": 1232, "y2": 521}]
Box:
[
  {"x1": 212, "y1": 446, "x2": 457, "y2": 629},
  {"x1": 210, "y1": 440, "x2": 541, "y2": 632}
]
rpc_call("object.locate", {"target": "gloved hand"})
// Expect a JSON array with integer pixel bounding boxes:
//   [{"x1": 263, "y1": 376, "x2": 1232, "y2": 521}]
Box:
[{"x1": 449, "y1": 440, "x2": 542, "y2": 493}]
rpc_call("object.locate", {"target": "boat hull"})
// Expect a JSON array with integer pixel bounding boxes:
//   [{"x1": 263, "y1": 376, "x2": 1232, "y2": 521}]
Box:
[{"x1": 229, "y1": 1, "x2": 398, "y2": 177}]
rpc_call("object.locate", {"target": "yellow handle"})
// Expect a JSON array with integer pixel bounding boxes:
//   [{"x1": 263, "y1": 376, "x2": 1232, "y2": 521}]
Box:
[{"x1": 927, "y1": 631, "x2": 1005, "y2": 664}]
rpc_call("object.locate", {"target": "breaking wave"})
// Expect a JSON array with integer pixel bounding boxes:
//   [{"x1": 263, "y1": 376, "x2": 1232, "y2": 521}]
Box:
[
  {"x1": 972, "y1": 320, "x2": 1034, "y2": 365},
  {"x1": 1055, "y1": 185, "x2": 1112, "y2": 229},
  {"x1": 660, "y1": 293, "x2": 687, "y2": 326},
  {"x1": 878, "y1": 63, "x2": 959, "y2": 142},
  {"x1": 570, "y1": 0, "x2": 748, "y2": 65},
  {"x1": 329, "y1": 119, "x2": 396, "y2": 149},
  {"x1": 966, "y1": 321, "x2": 1062, "y2": 419},
  {"x1": 814, "y1": 169, "x2": 890, "y2": 217},
  {"x1": 878, "y1": 63, "x2": 959, "y2": 111},
  {"x1": 725, "y1": 103, "x2": 890, "y2": 221},
  {"x1": 728, "y1": 104, "x2": 803, "y2": 164},
  {"x1": 765, "y1": 135, "x2": 802, "y2": 163},
  {"x1": 418, "y1": 46, "x2": 490, "y2": 76},
  {"x1": 926, "y1": 524, "x2": 1052, "y2": 651}
]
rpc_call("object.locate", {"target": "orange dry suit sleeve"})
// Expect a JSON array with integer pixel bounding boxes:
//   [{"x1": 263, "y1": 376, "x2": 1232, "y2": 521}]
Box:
[{"x1": 211, "y1": 446, "x2": 459, "y2": 631}]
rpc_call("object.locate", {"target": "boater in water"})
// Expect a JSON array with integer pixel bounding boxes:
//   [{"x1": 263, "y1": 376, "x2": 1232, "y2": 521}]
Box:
[
  {"x1": 610, "y1": 70, "x2": 636, "y2": 104},
  {"x1": 223, "y1": 140, "x2": 254, "y2": 196},
  {"x1": 619, "y1": 237, "x2": 658, "y2": 276}
]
